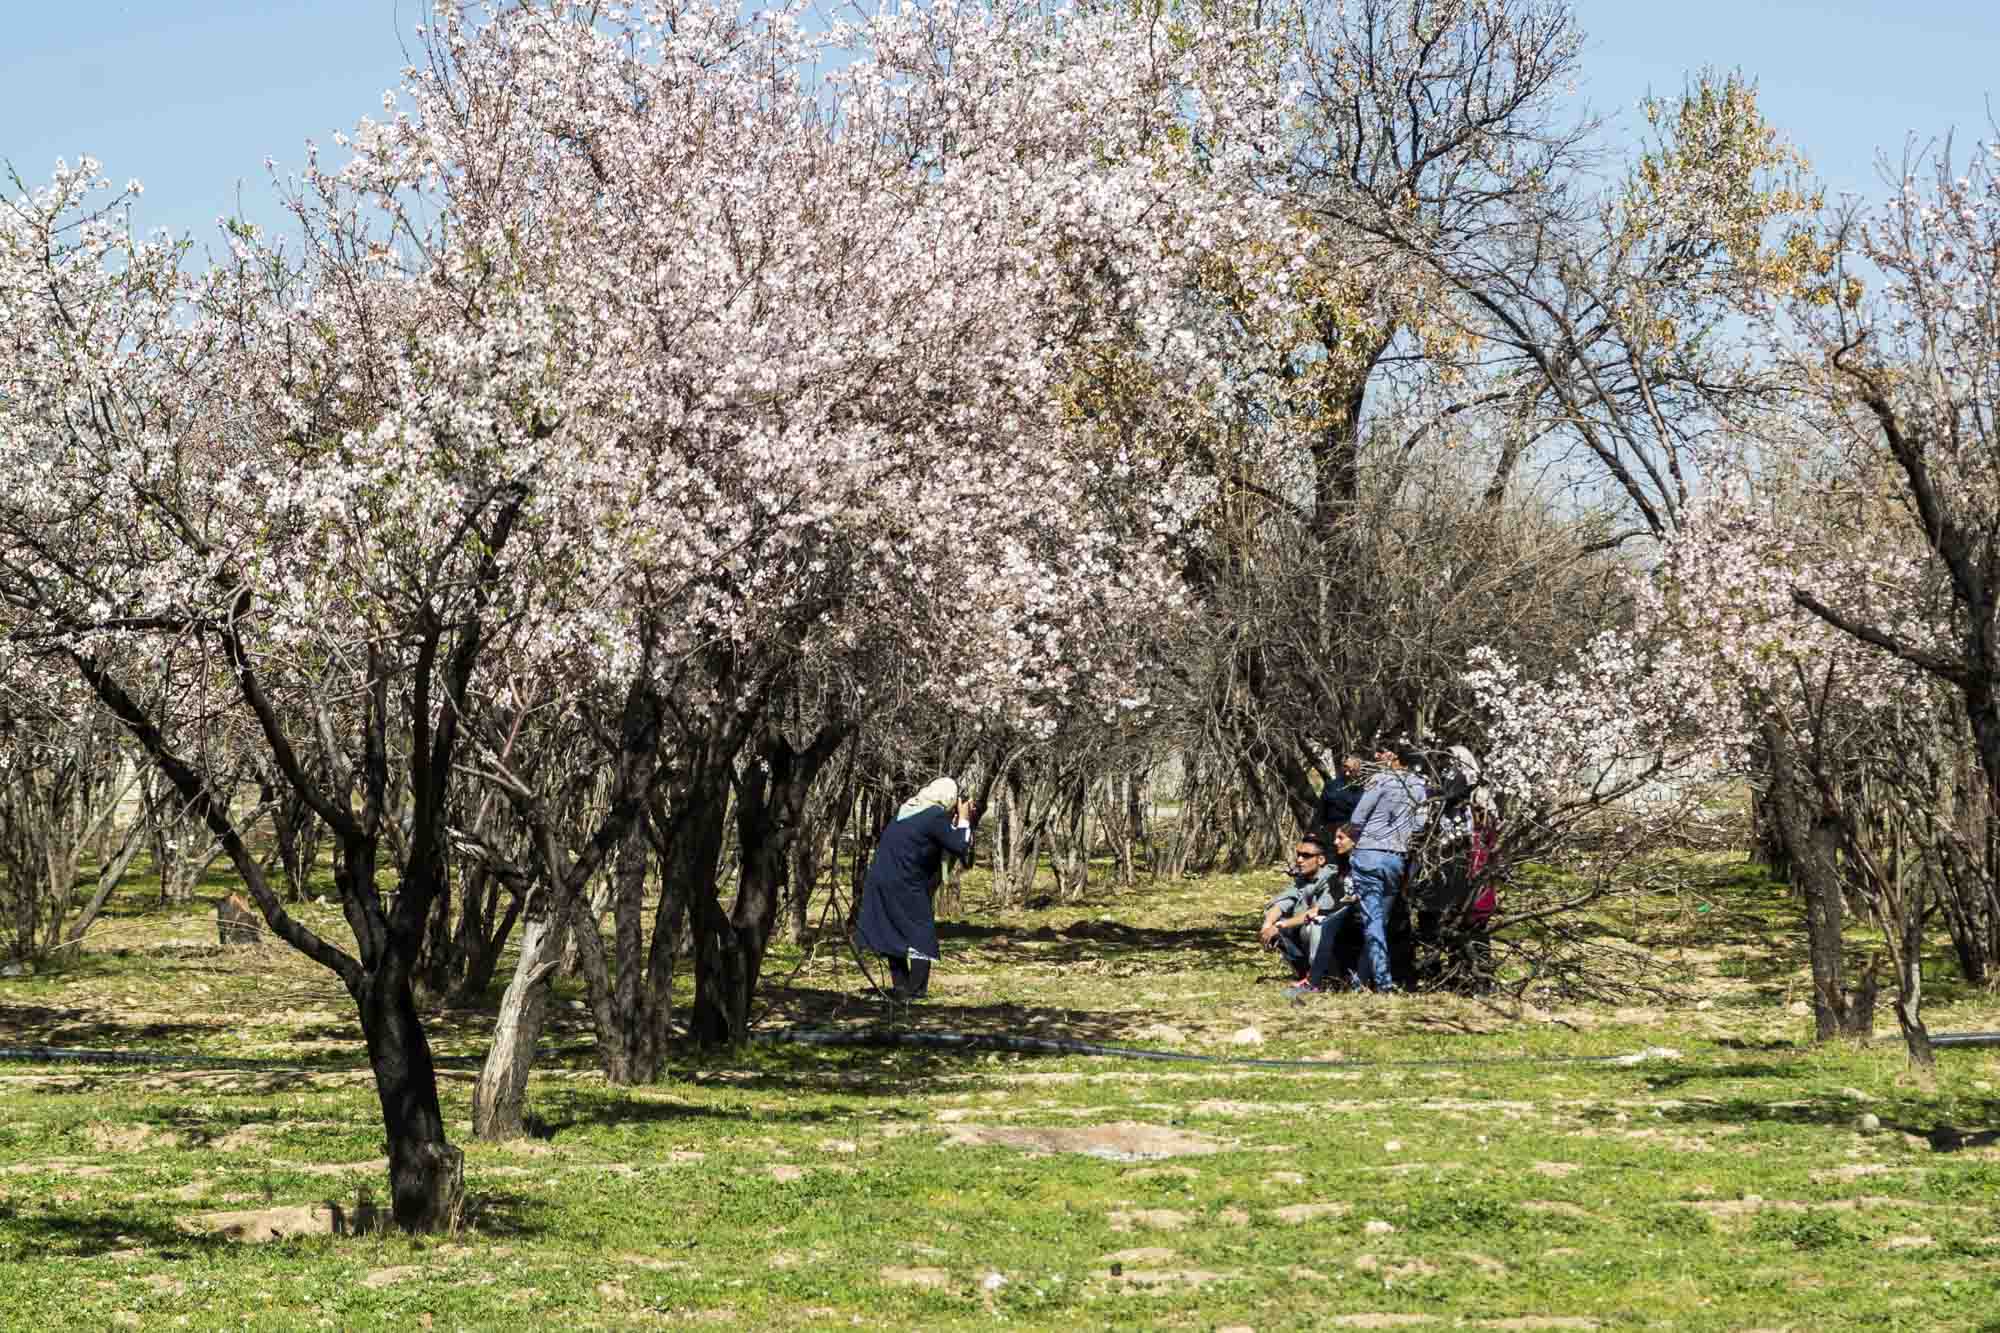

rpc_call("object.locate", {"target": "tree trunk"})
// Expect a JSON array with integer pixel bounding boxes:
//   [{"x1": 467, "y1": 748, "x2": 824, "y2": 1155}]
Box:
[
  {"x1": 692, "y1": 724, "x2": 844, "y2": 1045},
  {"x1": 1803, "y1": 813, "x2": 1856, "y2": 1041},
  {"x1": 1891, "y1": 906, "x2": 1935, "y2": 1075},
  {"x1": 355, "y1": 955, "x2": 464, "y2": 1232},
  {"x1": 1762, "y1": 722, "x2": 1869, "y2": 1040},
  {"x1": 603, "y1": 812, "x2": 658, "y2": 1083},
  {"x1": 64, "y1": 814, "x2": 146, "y2": 943},
  {"x1": 691, "y1": 888, "x2": 757, "y2": 1046},
  {"x1": 472, "y1": 896, "x2": 564, "y2": 1140},
  {"x1": 449, "y1": 867, "x2": 524, "y2": 1007}
]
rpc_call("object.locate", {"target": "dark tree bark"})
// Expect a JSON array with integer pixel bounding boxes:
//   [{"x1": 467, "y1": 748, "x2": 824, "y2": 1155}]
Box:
[
  {"x1": 356, "y1": 947, "x2": 464, "y2": 1230},
  {"x1": 691, "y1": 721, "x2": 847, "y2": 1045}
]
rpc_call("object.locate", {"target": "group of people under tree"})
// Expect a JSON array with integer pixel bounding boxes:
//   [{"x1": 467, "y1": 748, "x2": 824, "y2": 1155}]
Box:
[
  {"x1": 1261, "y1": 740, "x2": 1499, "y2": 995},
  {"x1": 849, "y1": 740, "x2": 1500, "y2": 1007}
]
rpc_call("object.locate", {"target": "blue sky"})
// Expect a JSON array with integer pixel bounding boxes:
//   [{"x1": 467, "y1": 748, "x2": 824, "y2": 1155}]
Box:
[{"x1": 3, "y1": 1, "x2": 1996, "y2": 247}]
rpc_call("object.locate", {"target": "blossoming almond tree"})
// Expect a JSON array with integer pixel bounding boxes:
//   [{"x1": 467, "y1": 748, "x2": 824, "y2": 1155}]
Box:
[
  {"x1": 357, "y1": 0, "x2": 1300, "y2": 1066},
  {"x1": 2, "y1": 0, "x2": 1306, "y2": 1177},
  {"x1": 1640, "y1": 492, "x2": 1958, "y2": 1061},
  {"x1": 1790, "y1": 136, "x2": 2000, "y2": 810}
]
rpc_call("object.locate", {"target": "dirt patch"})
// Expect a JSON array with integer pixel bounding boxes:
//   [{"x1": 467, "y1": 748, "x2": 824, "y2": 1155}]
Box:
[
  {"x1": 1810, "y1": 1164, "x2": 1920, "y2": 1183},
  {"x1": 363, "y1": 1266, "x2": 422, "y2": 1289},
  {"x1": 1099, "y1": 1246, "x2": 1178, "y2": 1264},
  {"x1": 183, "y1": 1201, "x2": 374, "y2": 1241},
  {"x1": 879, "y1": 1266, "x2": 951, "y2": 1289},
  {"x1": 3, "y1": 1160, "x2": 112, "y2": 1178},
  {"x1": 88, "y1": 1123, "x2": 176, "y2": 1153},
  {"x1": 213, "y1": 1124, "x2": 270, "y2": 1152},
  {"x1": 768, "y1": 1165, "x2": 805, "y2": 1183},
  {"x1": 1272, "y1": 1202, "x2": 1350, "y2": 1224},
  {"x1": 1329, "y1": 1316, "x2": 1435, "y2": 1328},
  {"x1": 142, "y1": 1274, "x2": 186, "y2": 1297},
  {"x1": 1108, "y1": 1208, "x2": 1190, "y2": 1232},
  {"x1": 1532, "y1": 1162, "x2": 1582, "y2": 1178},
  {"x1": 1100, "y1": 1267, "x2": 1234, "y2": 1288},
  {"x1": 1477, "y1": 1320, "x2": 1599, "y2": 1331},
  {"x1": 269, "y1": 1158, "x2": 386, "y2": 1177},
  {"x1": 941, "y1": 1121, "x2": 1224, "y2": 1161}
]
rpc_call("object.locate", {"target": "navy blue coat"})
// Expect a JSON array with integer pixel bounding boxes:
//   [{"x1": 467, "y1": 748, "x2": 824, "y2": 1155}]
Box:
[
  {"x1": 857, "y1": 806, "x2": 973, "y2": 962},
  {"x1": 1316, "y1": 777, "x2": 1364, "y2": 831}
]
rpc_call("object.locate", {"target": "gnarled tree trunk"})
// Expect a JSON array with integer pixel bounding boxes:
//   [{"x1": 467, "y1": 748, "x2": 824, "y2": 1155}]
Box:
[{"x1": 356, "y1": 951, "x2": 464, "y2": 1231}]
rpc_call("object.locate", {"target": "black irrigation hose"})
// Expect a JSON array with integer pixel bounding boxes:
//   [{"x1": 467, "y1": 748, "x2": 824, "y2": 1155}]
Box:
[
  {"x1": 0, "y1": 1044, "x2": 598, "y2": 1073},
  {"x1": 1927, "y1": 1032, "x2": 2000, "y2": 1049},
  {"x1": 4, "y1": 1028, "x2": 1998, "y2": 1078}
]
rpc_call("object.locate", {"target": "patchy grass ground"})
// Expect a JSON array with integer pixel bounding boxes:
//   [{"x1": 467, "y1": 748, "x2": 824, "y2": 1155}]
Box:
[{"x1": 4, "y1": 859, "x2": 2000, "y2": 1330}]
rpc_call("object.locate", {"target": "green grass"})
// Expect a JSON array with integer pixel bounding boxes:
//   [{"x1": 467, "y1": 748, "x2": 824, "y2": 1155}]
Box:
[{"x1": 3, "y1": 856, "x2": 2000, "y2": 1329}]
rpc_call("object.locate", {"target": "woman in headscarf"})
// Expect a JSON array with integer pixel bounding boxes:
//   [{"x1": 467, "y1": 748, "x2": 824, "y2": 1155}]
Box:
[{"x1": 856, "y1": 777, "x2": 975, "y2": 1000}]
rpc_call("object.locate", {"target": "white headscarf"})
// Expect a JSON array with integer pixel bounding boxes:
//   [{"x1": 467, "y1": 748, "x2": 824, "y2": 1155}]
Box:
[
  {"x1": 896, "y1": 776, "x2": 958, "y2": 821},
  {"x1": 1449, "y1": 745, "x2": 1498, "y2": 819}
]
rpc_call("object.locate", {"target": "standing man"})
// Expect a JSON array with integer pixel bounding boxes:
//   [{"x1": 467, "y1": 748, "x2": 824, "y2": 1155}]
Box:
[{"x1": 1345, "y1": 741, "x2": 1429, "y2": 993}]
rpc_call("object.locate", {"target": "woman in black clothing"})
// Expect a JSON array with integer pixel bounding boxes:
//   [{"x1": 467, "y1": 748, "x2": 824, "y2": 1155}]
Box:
[{"x1": 856, "y1": 777, "x2": 976, "y2": 1000}]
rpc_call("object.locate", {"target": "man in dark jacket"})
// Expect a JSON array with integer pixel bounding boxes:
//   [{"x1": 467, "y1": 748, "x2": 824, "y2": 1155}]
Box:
[
  {"x1": 1315, "y1": 753, "x2": 1367, "y2": 831},
  {"x1": 856, "y1": 777, "x2": 975, "y2": 1000}
]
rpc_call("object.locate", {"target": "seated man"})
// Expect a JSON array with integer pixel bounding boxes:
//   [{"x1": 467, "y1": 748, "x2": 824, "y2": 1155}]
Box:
[
  {"x1": 1259, "y1": 831, "x2": 1339, "y2": 980},
  {"x1": 1292, "y1": 823, "x2": 1362, "y2": 995}
]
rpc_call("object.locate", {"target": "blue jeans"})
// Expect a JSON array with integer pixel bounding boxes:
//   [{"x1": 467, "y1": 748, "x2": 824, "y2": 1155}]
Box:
[
  {"x1": 1306, "y1": 903, "x2": 1356, "y2": 987},
  {"x1": 1349, "y1": 850, "x2": 1405, "y2": 992}
]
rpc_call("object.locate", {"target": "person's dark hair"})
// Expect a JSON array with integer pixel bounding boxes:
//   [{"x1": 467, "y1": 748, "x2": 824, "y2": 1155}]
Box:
[
  {"x1": 1334, "y1": 822, "x2": 1361, "y2": 845},
  {"x1": 1295, "y1": 832, "x2": 1329, "y2": 860}
]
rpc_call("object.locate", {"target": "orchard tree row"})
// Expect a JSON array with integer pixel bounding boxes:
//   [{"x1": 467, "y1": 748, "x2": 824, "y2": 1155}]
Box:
[{"x1": 2, "y1": 0, "x2": 1995, "y2": 1229}]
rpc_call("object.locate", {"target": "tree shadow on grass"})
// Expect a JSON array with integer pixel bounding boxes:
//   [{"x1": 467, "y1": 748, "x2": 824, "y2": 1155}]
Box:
[
  {"x1": 1645, "y1": 1083, "x2": 2000, "y2": 1152},
  {"x1": 0, "y1": 1206, "x2": 229, "y2": 1260},
  {"x1": 752, "y1": 981, "x2": 1186, "y2": 1050},
  {"x1": 1642, "y1": 1060, "x2": 1813, "y2": 1091},
  {"x1": 460, "y1": 1188, "x2": 553, "y2": 1239},
  {"x1": 523, "y1": 1088, "x2": 769, "y2": 1136},
  {"x1": 0, "y1": 1004, "x2": 218, "y2": 1049},
  {"x1": 934, "y1": 916, "x2": 1243, "y2": 970}
]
